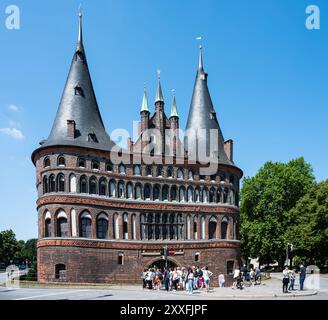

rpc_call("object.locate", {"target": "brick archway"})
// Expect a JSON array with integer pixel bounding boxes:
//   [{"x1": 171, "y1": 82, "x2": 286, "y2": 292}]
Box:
[{"x1": 145, "y1": 257, "x2": 180, "y2": 269}]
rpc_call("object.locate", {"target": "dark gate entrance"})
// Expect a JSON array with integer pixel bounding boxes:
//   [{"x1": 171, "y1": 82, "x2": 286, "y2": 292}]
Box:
[{"x1": 148, "y1": 259, "x2": 178, "y2": 270}]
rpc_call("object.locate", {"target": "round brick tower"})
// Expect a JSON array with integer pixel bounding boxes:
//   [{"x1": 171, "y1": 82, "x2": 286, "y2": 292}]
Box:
[{"x1": 32, "y1": 14, "x2": 243, "y2": 285}]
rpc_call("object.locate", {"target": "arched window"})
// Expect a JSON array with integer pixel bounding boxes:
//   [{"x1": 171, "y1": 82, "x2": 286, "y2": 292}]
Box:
[
  {"x1": 209, "y1": 216, "x2": 217, "y2": 239},
  {"x1": 133, "y1": 165, "x2": 141, "y2": 176},
  {"x1": 69, "y1": 174, "x2": 77, "y2": 193},
  {"x1": 109, "y1": 179, "x2": 116, "y2": 197},
  {"x1": 155, "y1": 213, "x2": 161, "y2": 240},
  {"x1": 127, "y1": 182, "x2": 133, "y2": 199},
  {"x1": 179, "y1": 187, "x2": 186, "y2": 202},
  {"x1": 106, "y1": 161, "x2": 112, "y2": 172},
  {"x1": 162, "y1": 214, "x2": 168, "y2": 240},
  {"x1": 49, "y1": 174, "x2": 56, "y2": 192},
  {"x1": 170, "y1": 186, "x2": 177, "y2": 201},
  {"x1": 57, "y1": 155, "x2": 65, "y2": 166},
  {"x1": 169, "y1": 214, "x2": 175, "y2": 240},
  {"x1": 186, "y1": 215, "x2": 191, "y2": 240},
  {"x1": 223, "y1": 188, "x2": 228, "y2": 203},
  {"x1": 56, "y1": 210, "x2": 68, "y2": 237},
  {"x1": 44, "y1": 211, "x2": 51, "y2": 237},
  {"x1": 193, "y1": 216, "x2": 198, "y2": 240},
  {"x1": 153, "y1": 185, "x2": 160, "y2": 201},
  {"x1": 92, "y1": 160, "x2": 99, "y2": 170},
  {"x1": 201, "y1": 216, "x2": 205, "y2": 240},
  {"x1": 55, "y1": 264, "x2": 66, "y2": 280},
  {"x1": 229, "y1": 190, "x2": 235, "y2": 205},
  {"x1": 146, "y1": 166, "x2": 152, "y2": 177},
  {"x1": 123, "y1": 213, "x2": 128, "y2": 239},
  {"x1": 229, "y1": 174, "x2": 235, "y2": 184},
  {"x1": 131, "y1": 214, "x2": 136, "y2": 240},
  {"x1": 80, "y1": 211, "x2": 92, "y2": 238},
  {"x1": 80, "y1": 175, "x2": 87, "y2": 193},
  {"x1": 167, "y1": 166, "x2": 173, "y2": 178},
  {"x1": 202, "y1": 188, "x2": 209, "y2": 203},
  {"x1": 78, "y1": 157, "x2": 85, "y2": 168},
  {"x1": 177, "y1": 168, "x2": 184, "y2": 179},
  {"x1": 177, "y1": 214, "x2": 183, "y2": 240},
  {"x1": 144, "y1": 184, "x2": 151, "y2": 200},
  {"x1": 135, "y1": 184, "x2": 142, "y2": 199},
  {"x1": 217, "y1": 189, "x2": 222, "y2": 203},
  {"x1": 99, "y1": 178, "x2": 107, "y2": 196},
  {"x1": 119, "y1": 163, "x2": 126, "y2": 174},
  {"x1": 118, "y1": 181, "x2": 125, "y2": 198},
  {"x1": 113, "y1": 214, "x2": 119, "y2": 239},
  {"x1": 57, "y1": 174, "x2": 65, "y2": 192},
  {"x1": 44, "y1": 157, "x2": 50, "y2": 168},
  {"x1": 188, "y1": 169, "x2": 193, "y2": 180},
  {"x1": 43, "y1": 176, "x2": 48, "y2": 194},
  {"x1": 89, "y1": 177, "x2": 97, "y2": 194},
  {"x1": 140, "y1": 214, "x2": 146, "y2": 239},
  {"x1": 162, "y1": 185, "x2": 169, "y2": 201},
  {"x1": 235, "y1": 192, "x2": 239, "y2": 207},
  {"x1": 195, "y1": 187, "x2": 200, "y2": 203},
  {"x1": 210, "y1": 174, "x2": 216, "y2": 182},
  {"x1": 221, "y1": 217, "x2": 228, "y2": 239},
  {"x1": 147, "y1": 214, "x2": 154, "y2": 240},
  {"x1": 97, "y1": 213, "x2": 108, "y2": 239},
  {"x1": 187, "y1": 186, "x2": 193, "y2": 202},
  {"x1": 209, "y1": 188, "x2": 215, "y2": 203},
  {"x1": 156, "y1": 166, "x2": 162, "y2": 177}
]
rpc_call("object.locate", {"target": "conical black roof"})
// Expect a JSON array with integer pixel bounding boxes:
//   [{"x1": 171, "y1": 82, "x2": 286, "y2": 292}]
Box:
[
  {"x1": 40, "y1": 14, "x2": 115, "y2": 151},
  {"x1": 185, "y1": 47, "x2": 233, "y2": 165}
]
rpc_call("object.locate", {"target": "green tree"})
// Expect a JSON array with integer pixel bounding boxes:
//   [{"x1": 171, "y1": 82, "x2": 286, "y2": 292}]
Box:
[
  {"x1": 0, "y1": 230, "x2": 22, "y2": 265},
  {"x1": 240, "y1": 157, "x2": 314, "y2": 268},
  {"x1": 285, "y1": 180, "x2": 328, "y2": 269}
]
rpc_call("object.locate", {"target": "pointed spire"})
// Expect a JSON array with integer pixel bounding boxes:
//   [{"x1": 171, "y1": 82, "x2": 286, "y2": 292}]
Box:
[
  {"x1": 185, "y1": 46, "x2": 232, "y2": 164},
  {"x1": 198, "y1": 45, "x2": 204, "y2": 71},
  {"x1": 155, "y1": 69, "x2": 164, "y2": 103},
  {"x1": 170, "y1": 90, "x2": 179, "y2": 118},
  {"x1": 42, "y1": 9, "x2": 114, "y2": 151},
  {"x1": 140, "y1": 85, "x2": 149, "y2": 112},
  {"x1": 77, "y1": 6, "x2": 84, "y2": 53}
]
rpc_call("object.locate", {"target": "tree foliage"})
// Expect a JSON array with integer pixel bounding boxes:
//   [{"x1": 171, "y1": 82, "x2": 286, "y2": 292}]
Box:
[
  {"x1": 285, "y1": 180, "x2": 328, "y2": 269},
  {"x1": 240, "y1": 157, "x2": 315, "y2": 267}
]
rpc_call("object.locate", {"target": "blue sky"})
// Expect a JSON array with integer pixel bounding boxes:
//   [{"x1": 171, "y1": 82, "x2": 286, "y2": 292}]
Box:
[{"x1": 0, "y1": 0, "x2": 327, "y2": 240}]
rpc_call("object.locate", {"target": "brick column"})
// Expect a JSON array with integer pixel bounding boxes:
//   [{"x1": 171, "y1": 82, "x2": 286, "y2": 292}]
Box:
[
  {"x1": 216, "y1": 215, "x2": 221, "y2": 240},
  {"x1": 108, "y1": 211, "x2": 114, "y2": 239},
  {"x1": 92, "y1": 214, "x2": 96, "y2": 239},
  {"x1": 205, "y1": 214, "x2": 209, "y2": 240},
  {"x1": 136, "y1": 213, "x2": 141, "y2": 240}
]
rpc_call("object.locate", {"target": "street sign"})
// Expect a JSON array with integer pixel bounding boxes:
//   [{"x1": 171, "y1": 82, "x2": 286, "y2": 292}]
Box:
[{"x1": 168, "y1": 247, "x2": 175, "y2": 256}]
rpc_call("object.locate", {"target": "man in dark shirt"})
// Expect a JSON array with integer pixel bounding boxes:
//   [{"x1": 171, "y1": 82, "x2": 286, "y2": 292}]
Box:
[{"x1": 299, "y1": 264, "x2": 306, "y2": 290}]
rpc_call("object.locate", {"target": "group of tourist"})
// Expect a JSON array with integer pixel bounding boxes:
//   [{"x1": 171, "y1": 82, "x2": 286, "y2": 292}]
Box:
[
  {"x1": 142, "y1": 265, "x2": 214, "y2": 294},
  {"x1": 282, "y1": 264, "x2": 307, "y2": 293},
  {"x1": 231, "y1": 265, "x2": 262, "y2": 289}
]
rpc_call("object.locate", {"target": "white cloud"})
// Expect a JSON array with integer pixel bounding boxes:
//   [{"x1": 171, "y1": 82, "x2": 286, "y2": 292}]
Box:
[
  {"x1": 0, "y1": 127, "x2": 25, "y2": 140},
  {"x1": 7, "y1": 104, "x2": 19, "y2": 112}
]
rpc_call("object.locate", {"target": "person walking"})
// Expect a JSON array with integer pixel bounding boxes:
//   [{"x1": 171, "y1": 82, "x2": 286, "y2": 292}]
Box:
[
  {"x1": 288, "y1": 269, "x2": 295, "y2": 291},
  {"x1": 299, "y1": 264, "x2": 306, "y2": 290},
  {"x1": 187, "y1": 268, "x2": 195, "y2": 294},
  {"x1": 202, "y1": 266, "x2": 213, "y2": 292},
  {"x1": 282, "y1": 266, "x2": 290, "y2": 293},
  {"x1": 218, "y1": 273, "x2": 225, "y2": 288},
  {"x1": 232, "y1": 267, "x2": 240, "y2": 289}
]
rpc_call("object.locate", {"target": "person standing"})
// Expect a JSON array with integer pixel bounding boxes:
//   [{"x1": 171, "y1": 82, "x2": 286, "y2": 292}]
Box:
[
  {"x1": 232, "y1": 267, "x2": 240, "y2": 289},
  {"x1": 202, "y1": 266, "x2": 213, "y2": 292},
  {"x1": 299, "y1": 264, "x2": 306, "y2": 290},
  {"x1": 282, "y1": 266, "x2": 290, "y2": 293},
  {"x1": 288, "y1": 269, "x2": 295, "y2": 291},
  {"x1": 164, "y1": 268, "x2": 170, "y2": 291},
  {"x1": 187, "y1": 268, "x2": 195, "y2": 294},
  {"x1": 218, "y1": 273, "x2": 225, "y2": 288}
]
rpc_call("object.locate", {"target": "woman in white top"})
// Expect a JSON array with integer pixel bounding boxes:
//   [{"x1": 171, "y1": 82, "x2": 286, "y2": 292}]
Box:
[
  {"x1": 232, "y1": 268, "x2": 240, "y2": 289},
  {"x1": 202, "y1": 266, "x2": 213, "y2": 292}
]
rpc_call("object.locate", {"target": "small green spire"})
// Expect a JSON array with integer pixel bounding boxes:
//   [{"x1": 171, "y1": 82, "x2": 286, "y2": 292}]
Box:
[
  {"x1": 170, "y1": 92, "x2": 179, "y2": 118},
  {"x1": 140, "y1": 85, "x2": 149, "y2": 113},
  {"x1": 155, "y1": 69, "x2": 164, "y2": 103}
]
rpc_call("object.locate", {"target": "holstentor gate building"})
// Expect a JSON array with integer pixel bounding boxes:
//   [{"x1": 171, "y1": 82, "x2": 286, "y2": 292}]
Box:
[{"x1": 32, "y1": 14, "x2": 243, "y2": 285}]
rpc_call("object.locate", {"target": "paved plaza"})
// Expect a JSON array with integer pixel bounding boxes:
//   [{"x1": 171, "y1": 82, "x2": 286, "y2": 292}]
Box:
[{"x1": 0, "y1": 273, "x2": 327, "y2": 300}]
